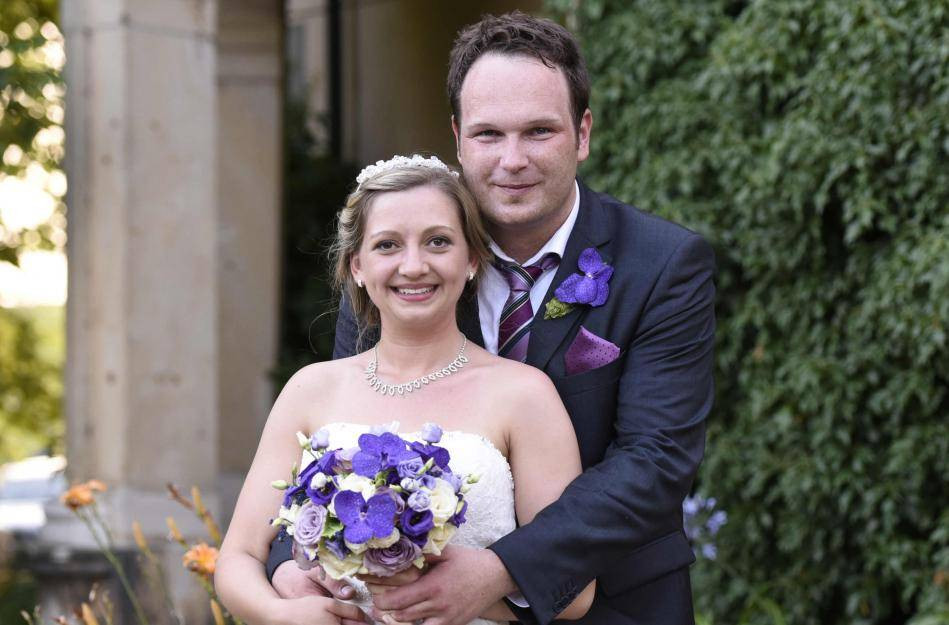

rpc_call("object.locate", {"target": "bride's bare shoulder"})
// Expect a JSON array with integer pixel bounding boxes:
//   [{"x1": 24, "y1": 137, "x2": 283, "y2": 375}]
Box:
[
  {"x1": 276, "y1": 355, "x2": 365, "y2": 405},
  {"x1": 469, "y1": 348, "x2": 558, "y2": 399}
]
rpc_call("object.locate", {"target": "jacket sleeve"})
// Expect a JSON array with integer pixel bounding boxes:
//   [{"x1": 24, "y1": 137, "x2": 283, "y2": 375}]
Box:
[
  {"x1": 333, "y1": 291, "x2": 362, "y2": 359},
  {"x1": 489, "y1": 234, "x2": 716, "y2": 624}
]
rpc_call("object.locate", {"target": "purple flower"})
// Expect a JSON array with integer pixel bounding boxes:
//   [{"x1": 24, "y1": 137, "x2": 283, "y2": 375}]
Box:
[
  {"x1": 363, "y1": 535, "x2": 422, "y2": 576},
  {"x1": 701, "y1": 543, "x2": 718, "y2": 560},
  {"x1": 408, "y1": 441, "x2": 451, "y2": 471},
  {"x1": 311, "y1": 428, "x2": 331, "y2": 449},
  {"x1": 706, "y1": 510, "x2": 727, "y2": 535},
  {"x1": 400, "y1": 508, "x2": 434, "y2": 545},
  {"x1": 554, "y1": 248, "x2": 613, "y2": 307},
  {"x1": 291, "y1": 540, "x2": 320, "y2": 570},
  {"x1": 397, "y1": 457, "x2": 425, "y2": 480},
  {"x1": 294, "y1": 502, "x2": 327, "y2": 546},
  {"x1": 407, "y1": 490, "x2": 431, "y2": 512},
  {"x1": 449, "y1": 500, "x2": 468, "y2": 526},
  {"x1": 324, "y1": 531, "x2": 350, "y2": 560},
  {"x1": 333, "y1": 490, "x2": 397, "y2": 544},
  {"x1": 353, "y1": 433, "x2": 420, "y2": 478},
  {"x1": 441, "y1": 471, "x2": 463, "y2": 493},
  {"x1": 421, "y1": 423, "x2": 443, "y2": 444}
]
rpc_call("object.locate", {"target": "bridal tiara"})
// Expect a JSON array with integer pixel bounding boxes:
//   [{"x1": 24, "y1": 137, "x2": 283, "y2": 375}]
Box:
[{"x1": 355, "y1": 154, "x2": 460, "y2": 189}]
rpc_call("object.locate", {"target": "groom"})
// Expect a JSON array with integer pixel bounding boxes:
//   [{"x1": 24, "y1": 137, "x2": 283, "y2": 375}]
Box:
[{"x1": 269, "y1": 12, "x2": 715, "y2": 625}]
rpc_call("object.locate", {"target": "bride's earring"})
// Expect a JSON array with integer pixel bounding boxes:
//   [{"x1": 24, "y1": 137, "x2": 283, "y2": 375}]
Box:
[
  {"x1": 356, "y1": 279, "x2": 363, "y2": 288},
  {"x1": 467, "y1": 270, "x2": 475, "y2": 282}
]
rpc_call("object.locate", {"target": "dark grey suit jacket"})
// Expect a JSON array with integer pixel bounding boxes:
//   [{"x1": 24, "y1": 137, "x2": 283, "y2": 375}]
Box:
[{"x1": 270, "y1": 179, "x2": 715, "y2": 625}]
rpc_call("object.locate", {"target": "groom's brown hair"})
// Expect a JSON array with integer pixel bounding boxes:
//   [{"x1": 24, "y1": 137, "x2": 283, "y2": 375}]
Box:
[{"x1": 447, "y1": 11, "x2": 590, "y2": 132}]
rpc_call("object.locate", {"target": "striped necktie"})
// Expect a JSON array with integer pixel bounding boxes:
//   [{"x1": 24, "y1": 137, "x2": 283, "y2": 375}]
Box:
[{"x1": 496, "y1": 253, "x2": 560, "y2": 361}]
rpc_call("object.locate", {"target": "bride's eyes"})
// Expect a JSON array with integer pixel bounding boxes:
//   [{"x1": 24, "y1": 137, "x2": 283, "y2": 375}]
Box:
[
  {"x1": 428, "y1": 236, "x2": 452, "y2": 249},
  {"x1": 374, "y1": 240, "x2": 399, "y2": 252}
]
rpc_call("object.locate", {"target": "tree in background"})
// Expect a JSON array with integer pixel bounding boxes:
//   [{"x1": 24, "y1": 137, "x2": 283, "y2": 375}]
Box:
[
  {"x1": 1, "y1": 0, "x2": 65, "y2": 267},
  {"x1": 546, "y1": 1, "x2": 948, "y2": 623},
  {"x1": 0, "y1": 0, "x2": 65, "y2": 463}
]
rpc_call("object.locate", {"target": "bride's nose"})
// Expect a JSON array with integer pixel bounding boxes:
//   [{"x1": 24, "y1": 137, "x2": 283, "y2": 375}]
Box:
[{"x1": 399, "y1": 247, "x2": 428, "y2": 277}]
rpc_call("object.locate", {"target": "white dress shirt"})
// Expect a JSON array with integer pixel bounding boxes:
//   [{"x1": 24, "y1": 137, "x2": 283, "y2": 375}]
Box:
[{"x1": 477, "y1": 181, "x2": 580, "y2": 354}]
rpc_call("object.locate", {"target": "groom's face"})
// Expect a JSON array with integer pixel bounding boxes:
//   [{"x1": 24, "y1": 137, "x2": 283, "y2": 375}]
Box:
[{"x1": 452, "y1": 53, "x2": 592, "y2": 249}]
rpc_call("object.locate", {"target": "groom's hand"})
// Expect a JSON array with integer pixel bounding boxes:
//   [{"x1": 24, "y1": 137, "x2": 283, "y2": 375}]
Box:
[
  {"x1": 370, "y1": 545, "x2": 517, "y2": 625},
  {"x1": 272, "y1": 561, "x2": 356, "y2": 602}
]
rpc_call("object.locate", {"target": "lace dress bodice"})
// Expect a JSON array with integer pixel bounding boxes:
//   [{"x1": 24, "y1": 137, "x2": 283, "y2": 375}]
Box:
[{"x1": 319, "y1": 422, "x2": 516, "y2": 625}]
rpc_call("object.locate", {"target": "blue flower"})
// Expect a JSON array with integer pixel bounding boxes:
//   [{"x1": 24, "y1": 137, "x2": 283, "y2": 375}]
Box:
[
  {"x1": 397, "y1": 457, "x2": 426, "y2": 480},
  {"x1": 450, "y1": 500, "x2": 468, "y2": 526},
  {"x1": 353, "y1": 432, "x2": 419, "y2": 478},
  {"x1": 420, "y1": 423, "x2": 443, "y2": 444},
  {"x1": 408, "y1": 441, "x2": 451, "y2": 471},
  {"x1": 333, "y1": 490, "x2": 397, "y2": 544},
  {"x1": 311, "y1": 428, "x2": 331, "y2": 450},
  {"x1": 706, "y1": 510, "x2": 728, "y2": 535},
  {"x1": 400, "y1": 508, "x2": 434, "y2": 546},
  {"x1": 554, "y1": 248, "x2": 613, "y2": 307},
  {"x1": 407, "y1": 490, "x2": 431, "y2": 512}
]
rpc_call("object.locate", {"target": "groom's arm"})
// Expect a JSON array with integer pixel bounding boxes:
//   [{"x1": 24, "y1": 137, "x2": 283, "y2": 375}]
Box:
[
  {"x1": 490, "y1": 233, "x2": 716, "y2": 624},
  {"x1": 265, "y1": 294, "x2": 364, "y2": 584}
]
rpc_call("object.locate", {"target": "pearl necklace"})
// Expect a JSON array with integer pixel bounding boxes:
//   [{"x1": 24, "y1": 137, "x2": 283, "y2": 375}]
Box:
[{"x1": 366, "y1": 336, "x2": 469, "y2": 397}]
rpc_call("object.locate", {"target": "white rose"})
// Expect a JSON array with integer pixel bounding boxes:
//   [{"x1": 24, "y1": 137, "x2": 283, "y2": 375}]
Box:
[
  {"x1": 367, "y1": 528, "x2": 401, "y2": 549},
  {"x1": 423, "y1": 523, "x2": 457, "y2": 556},
  {"x1": 317, "y1": 546, "x2": 363, "y2": 579},
  {"x1": 428, "y1": 478, "x2": 459, "y2": 524}
]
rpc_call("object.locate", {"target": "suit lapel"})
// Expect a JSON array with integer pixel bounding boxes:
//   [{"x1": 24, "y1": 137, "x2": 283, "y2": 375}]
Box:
[
  {"x1": 526, "y1": 180, "x2": 613, "y2": 372},
  {"x1": 457, "y1": 290, "x2": 485, "y2": 348}
]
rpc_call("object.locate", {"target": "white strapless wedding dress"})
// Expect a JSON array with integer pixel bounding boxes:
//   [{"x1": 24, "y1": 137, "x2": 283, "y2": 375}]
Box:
[{"x1": 322, "y1": 422, "x2": 516, "y2": 625}]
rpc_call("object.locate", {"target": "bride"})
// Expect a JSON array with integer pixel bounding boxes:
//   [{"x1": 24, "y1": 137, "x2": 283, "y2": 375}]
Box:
[{"x1": 216, "y1": 156, "x2": 594, "y2": 625}]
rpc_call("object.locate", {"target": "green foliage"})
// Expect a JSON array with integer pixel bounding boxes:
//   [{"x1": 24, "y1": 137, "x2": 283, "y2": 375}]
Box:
[
  {"x1": 0, "y1": 306, "x2": 64, "y2": 462},
  {"x1": 0, "y1": 0, "x2": 64, "y2": 266},
  {"x1": 273, "y1": 103, "x2": 359, "y2": 389},
  {"x1": 546, "y1": 0, "x2": 949, "y2": 623}
]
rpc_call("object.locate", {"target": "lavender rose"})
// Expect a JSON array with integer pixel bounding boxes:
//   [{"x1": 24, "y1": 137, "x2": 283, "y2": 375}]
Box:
[
  {"x1": 363, "y1": 535, "x2": 422, "y2": 576},
  {"x1": 407, "y1": 490, "x2": 431, "y2": 512},
  {"x1": 294, "y1": 502, "x2": 327, "y2": 546},
  {"x1": 310, "y1": 427, "x2": 330, "y2": 449}
]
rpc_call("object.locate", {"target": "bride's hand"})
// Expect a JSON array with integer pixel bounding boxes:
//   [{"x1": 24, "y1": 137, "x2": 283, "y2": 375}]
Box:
[{"x1": 271, "y1": 595, "x2": 367, "y2": 625}]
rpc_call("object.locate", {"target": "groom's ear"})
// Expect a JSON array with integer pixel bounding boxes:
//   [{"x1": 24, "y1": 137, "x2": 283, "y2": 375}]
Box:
[
  {"x1": 451, "y1": 115, "x2": 461, "y2": 161},
  {"x1": 576, "y1": 108, "x2": 593, "y2": 163}
]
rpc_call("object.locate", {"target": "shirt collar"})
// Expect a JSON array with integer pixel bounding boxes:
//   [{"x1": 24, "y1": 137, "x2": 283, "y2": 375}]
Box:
[{"x1": 490, "y1": 180, "x2": 580, "y2": 266}]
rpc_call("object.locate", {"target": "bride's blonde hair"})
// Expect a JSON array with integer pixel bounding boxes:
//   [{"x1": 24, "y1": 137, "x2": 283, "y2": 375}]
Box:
[{"x1": 330, "y1": 163, "x2": 491, "y2": 330}]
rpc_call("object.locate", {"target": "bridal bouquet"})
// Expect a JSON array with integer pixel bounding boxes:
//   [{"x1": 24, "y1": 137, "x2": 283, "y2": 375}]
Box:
[{"x1": 271, "y1": 423, "x2": 474, "y2": 579}]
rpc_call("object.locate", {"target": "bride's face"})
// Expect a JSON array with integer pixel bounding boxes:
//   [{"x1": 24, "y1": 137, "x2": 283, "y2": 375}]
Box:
[{"x1": 351, "y1": 184, "x2": 476, "y2": 330}]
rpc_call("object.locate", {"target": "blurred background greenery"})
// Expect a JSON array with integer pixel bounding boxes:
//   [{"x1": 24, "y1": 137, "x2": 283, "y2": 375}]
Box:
[{"x1": 2, "y1": 0, "x2": 947, "y2": 623}]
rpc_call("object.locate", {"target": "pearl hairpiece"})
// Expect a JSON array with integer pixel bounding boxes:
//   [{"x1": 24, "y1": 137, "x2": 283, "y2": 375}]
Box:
[{"x1": 355, "y1": 154, "x2": 459, "y2": 189}]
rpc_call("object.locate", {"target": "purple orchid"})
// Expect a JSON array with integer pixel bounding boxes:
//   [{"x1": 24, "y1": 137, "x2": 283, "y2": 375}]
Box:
[
  {"x1": 333, "y1": 490, "x2": 397, "y2": 544},
  {"x1": 554, "y1": 248, "x2": 613, "y2": 307},
  {"x1": 408, "y1": 441, "x2": 451, "y2": 471},
  {"x1": 353, "y1": 433, "x2": 420, "y2": 478}
]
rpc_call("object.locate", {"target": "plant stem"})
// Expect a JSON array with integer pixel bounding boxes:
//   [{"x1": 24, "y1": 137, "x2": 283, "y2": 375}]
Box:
[{"x1": 77, "y1": 511, "x2": 152, "y2": 625}]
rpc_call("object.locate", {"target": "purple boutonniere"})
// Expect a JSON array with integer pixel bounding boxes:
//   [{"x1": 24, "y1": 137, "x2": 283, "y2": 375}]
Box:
[{"x1": 544, "y1": 248, "x2": 614, "y2": 319}]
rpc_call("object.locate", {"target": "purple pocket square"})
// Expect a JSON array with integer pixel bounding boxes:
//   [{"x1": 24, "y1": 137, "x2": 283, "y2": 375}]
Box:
[{"x1": 564, "y1": 326, "x2": 621, "y2": 376}]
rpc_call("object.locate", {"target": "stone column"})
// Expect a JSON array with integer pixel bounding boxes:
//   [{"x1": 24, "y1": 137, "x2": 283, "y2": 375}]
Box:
[
  {"x1": 53, "y1": 1, "x2": 220, "y2": 622},
  {"x1": 216, "y1": 0, "x2": 283, "y2": 519}
]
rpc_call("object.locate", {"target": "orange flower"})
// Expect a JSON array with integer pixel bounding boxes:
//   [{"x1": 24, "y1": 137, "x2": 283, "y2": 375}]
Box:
[
  {"x1": 183, "y1": 542, "x2": 218, "y2": 576},
  {"x1": 60, "y1": 480, "x2": 108, "y2": 511}
]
